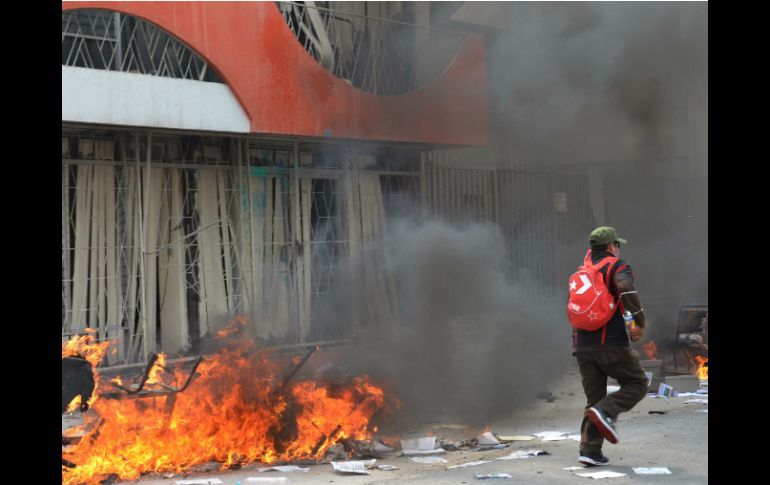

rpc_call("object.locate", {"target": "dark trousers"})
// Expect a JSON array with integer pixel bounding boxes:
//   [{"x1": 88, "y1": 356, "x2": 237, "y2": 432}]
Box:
[{"x1": 575, "y1": 347, "x2": 649, "y2": 454}]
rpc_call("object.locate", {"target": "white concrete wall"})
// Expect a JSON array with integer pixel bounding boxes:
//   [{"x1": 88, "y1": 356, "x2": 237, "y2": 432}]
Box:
[{"x1": 62, "y1": 66, "x2": 250, "y2": 133}]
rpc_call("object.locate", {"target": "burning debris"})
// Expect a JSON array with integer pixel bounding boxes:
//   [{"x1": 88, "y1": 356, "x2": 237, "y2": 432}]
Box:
[
  {"x1": 694, "y1": 356, "x2": 708, "y2": 381},
  {"x1": 61, "y1": 317, "x2": 395, "y2": 485},
  {"x1": 644, "y1": 341, "x2": 659, "y2": 360}
]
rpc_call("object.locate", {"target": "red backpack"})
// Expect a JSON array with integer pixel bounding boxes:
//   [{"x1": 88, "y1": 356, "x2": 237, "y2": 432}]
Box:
[{"x1": 567, "y1": 250, "x2": 621, "y2": 331}]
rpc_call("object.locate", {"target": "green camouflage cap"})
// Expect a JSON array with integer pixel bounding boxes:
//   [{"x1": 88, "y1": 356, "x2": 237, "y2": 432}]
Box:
[{"x1": 589, "y1": 226, "x2": 628, "y2": 246}]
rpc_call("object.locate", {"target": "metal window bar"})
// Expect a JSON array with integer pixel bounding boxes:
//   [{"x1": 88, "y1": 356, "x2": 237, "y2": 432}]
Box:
[
  {"x1": 62, "y1": 9, "x2": 222, "y2": 83},
  {"x1": 277, "y1": 1, "x2": 465, "y2": 95}
]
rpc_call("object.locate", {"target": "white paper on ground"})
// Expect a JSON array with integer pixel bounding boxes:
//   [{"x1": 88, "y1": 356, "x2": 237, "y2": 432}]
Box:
[
  {"x1": 607, "y1": 385, "x2": 620, "y2": 393},
  {"x1": 377, "y1": 465, "x2": 399, "y2": 471},
  {"x1": 448, "y1": 460, "x2": 493, "y2": 469},
  {"x1": 401, "y1": 435, "x2": 446, "y2": 455},
  {"x1": 536, "y1": 431, "x2": 579, "y2": 441},
  {"x1": 409, "y1": 456, "x2": 448, "y2": 464},
  {"x1": 633, "y1": 467, "x2": 672, "y2": 475},
  {"x1": 645, "y1": 372, "x2": 653, "y2": 387},
  {"x1": 477, "y1": 432, "x2": 500, "y2": 445},
  {"x1": 331, "y1": 460, "x2": 376, "y2": 474},
  {"x1": 498, "y1": 435, "x2": 536, "y2": 441},
  {"x1": 175, "y1": 480, "x2": 224, "y2": 485},
  {"x1": 257, "y1": 465, "x2": 309, "y2": 473},
  {"x1": 564, "y1": 466, "x2": 586, "y2": 470},
  {"x1": 657, "y1": 383, "x2": 675, "y2": 397},
  {"x1": 401, "y1": 448, "x2": 447, "y2": 456},
  {"x1": 400, "y1": 436, "x2": 437, "y2": 451},
  {"x1": 696, "y1": 409, "x2": 708, "y2": 413},
  {"x1": 576, "y1": 471, "x2": 627, "y2": 479},
  {"x1": 533, "y1": 431, "x2": 574, "y2": 440},
  {"x1": 475, "y1": 473, "x2": 512, "y2": 479},
  {"x1": 496, "y1": 449, "x2": 548, "y2": 460},
  {"x1": 685, "y1": 399, "x2": 708, "y2": 404},
  {"x1": 245, "y1": 479, "x2": 289, "y2": 484},
  {"x1": 674, "y1": 392, "x2": 701, "y2": 397}
]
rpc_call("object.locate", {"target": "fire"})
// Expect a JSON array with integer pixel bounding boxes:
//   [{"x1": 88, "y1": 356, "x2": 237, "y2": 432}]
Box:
[
  {"x1": 66, "y1": 396, "x2": 82, "y2": 413},
  {"x1": 63, "y1": 329, "x2": 112, "y2": 410},
  {"x1": 145, "y1": 353, "x2": 167, "y2": 386},
  {"x1": 643, "y1": 341, "x2": 659, "y2": 360},
  {"x1": 694, "y1": 356, "x2": 708, "y2": 380},
  {"x1": 62, "y1": 328, "x2": 111, "y2": 368},
  {"x1": 62, "y1": 321, "x2": 393, "y2": 485}
]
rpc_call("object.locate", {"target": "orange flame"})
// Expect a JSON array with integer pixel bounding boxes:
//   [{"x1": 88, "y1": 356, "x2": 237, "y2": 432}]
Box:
[
  {"x1": 62, "y1": 328, "x2": 111, "y2": 368},
  {"x1": 66, "y1": 396, "x2": 82, "y2": 413},
  {"x1": 643, "y1": 341, "x2": 659, "y2": 360},
  {"x1": 62, "y1": 321, "x2": 394, "y2": 485},
  {"x1": 145, "y1": 353, "x2": 168, "y2": 387},
  {"x1": 694, "y1": 356, "x2": 708, "y2": 380},
  {"x1": 216, "y1": 314, "x2": 247, "y2": 339},
  {"x1": 63, "y1": 329, "x2": 113, "y2": 411}
]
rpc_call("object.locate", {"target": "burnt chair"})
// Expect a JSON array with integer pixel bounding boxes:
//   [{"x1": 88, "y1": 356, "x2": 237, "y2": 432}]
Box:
[{"x1": 672, "y1": 305, "x2": 708, "y2": 373}]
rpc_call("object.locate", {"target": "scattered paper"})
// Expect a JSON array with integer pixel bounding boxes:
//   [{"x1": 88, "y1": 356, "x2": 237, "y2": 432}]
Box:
[
  {"x1": 401, "y1": 436, "x2": 446, "y2": 455},
  {"x1": 402, "y1": 448, "x2": 447, "y2": 455},
  {"x1": 376, "y1": 464, "x2": 399, "y2": 471},
  {"x1": 409, "y1": 456, "x2": 448, "y2": 464},
  {"x1": 498, "y1": 435, "x2": 535, "y2": 441},
  {"x1": 257, "y1": 465, "x2": 309, "y2": 473},
  {"x1": 534, "y1": 431, "x2": 572, "y2": 440},
  {"x1": 245, "y1": 479, "x2": 288, "y2": 484},
  {"x1": 477, "y1": 432, "x2": 501, "y2": 446},
  {"x1": 496, "y1": 449, "x2": 549, "y2": 460},
  {"x1": 576, "y1": 471, "x2": 627, "y2": 479},
  {"x1": 685, "y1": 399, "x2": 708, "y2": 404},
  {"x1": 674, "y1": 392, "x2": 702, "y2": 397},
  {"x1": 607, "y1": 385, "x2": 620, "y2": 393},
  {"x1": 475, "y1": 473, "x2": 512, "y2": 479},
  {"x1": 534, "y1": 431, "x2": 579, "y2": 441},
  {"x1": 645, "y1": 372, "x2": 654, "y2": 388},
  {"x1": 401, "y1": 436, "x2": 437, "y2": 450},
  {"x1": 657, "y1": 383, "x2": 676, "y2": 397},
  {"x1": 331, "y1": 460, "x2": 376, "y2": 475},
  {"x1": 448, "y1": 460, "x2": 493, "y2": 469},
  {"x1": 696, "y1": 409, "x2": 708, "y2": 413},
  {"x1": 564, "y1": 466, "x2": 586, "y2": 470},
  {"x1": 175, "y1": 480, "x2": 224, "y2": 485},
  {"x1": 633, "y1": 467, "x2": 672, "y2": 475}
]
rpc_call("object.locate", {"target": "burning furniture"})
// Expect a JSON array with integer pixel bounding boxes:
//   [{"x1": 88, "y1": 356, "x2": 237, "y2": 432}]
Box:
[
  {"x1": 62, "y1": 356, "x2": 95, "y2": 414},
  {"x1": 61, "y1": 320, "x2": 391, "y2": 485},
  {"x1": 672, "y1": 305, "x2": 708, "y2": 374}
]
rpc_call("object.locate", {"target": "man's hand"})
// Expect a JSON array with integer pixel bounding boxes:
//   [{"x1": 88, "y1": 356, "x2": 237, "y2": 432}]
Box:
[{"x1": 629, "y1": 325, "x2": 645, "y2": 342}]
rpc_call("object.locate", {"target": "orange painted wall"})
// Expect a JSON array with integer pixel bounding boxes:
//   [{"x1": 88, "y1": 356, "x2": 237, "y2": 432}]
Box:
[{"x1": 62, "y1": 1, "x2": 488, "y2": 146}]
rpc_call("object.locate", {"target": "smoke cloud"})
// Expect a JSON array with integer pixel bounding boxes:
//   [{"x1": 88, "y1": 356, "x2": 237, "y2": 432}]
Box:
[{"x1": 345, "y1": 218, "x2": 573, "y2": 428}]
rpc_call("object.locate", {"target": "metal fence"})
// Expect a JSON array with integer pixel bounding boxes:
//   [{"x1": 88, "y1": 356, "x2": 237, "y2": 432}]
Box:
[
  {"x1": 420, "y1": 156, "x2": 596, "y2": 297},
  {"x1": 62, "y1": 125, "x2": 420, "y2": 365}
]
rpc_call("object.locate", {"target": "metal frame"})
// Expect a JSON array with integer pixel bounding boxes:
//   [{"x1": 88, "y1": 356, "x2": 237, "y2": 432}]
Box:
[
  {"x1": 277, "y1": 1, "x2": 466, "y2": 95},
  {"x1": 62, "y1": 125, "x2": 421, "y2": 366},
  {"x1": 62, "y1": 8, "x2": 221, "y2": 82}
]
